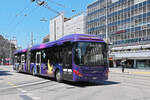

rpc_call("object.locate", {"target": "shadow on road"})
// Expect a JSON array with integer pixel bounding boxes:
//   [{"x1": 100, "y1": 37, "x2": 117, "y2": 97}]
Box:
[
  {"x1": 34, "y1": 75, "x2": 120, "y2": 88},
  {"x1": 0, "y1": 70, "x2": 12, "y2": 76},
  {"x1": 61, "y1": 80, "x2": 120, "y2": 88}
]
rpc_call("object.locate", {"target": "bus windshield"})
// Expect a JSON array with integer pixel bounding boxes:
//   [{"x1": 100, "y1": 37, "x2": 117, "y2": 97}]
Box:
[{"x1": 74, "y1": 42, "x2": 108, "y2": 66}]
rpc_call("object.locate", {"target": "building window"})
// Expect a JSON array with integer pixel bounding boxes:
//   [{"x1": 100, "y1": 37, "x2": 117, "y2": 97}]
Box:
[
  {"x1": 131, "y1": 32, "x2": 134, "y2": 38},
  {"x1": 143, "y1": 30, "x2": 146, "y2": 37},
  {"x1": 147, "y1": 29, "x2": 150, "y2": 36},
  {"x1": 139, "y1": 31, "x2": 142, "y2": 37},
  {"x1": 147, "y1": 4, "x2": 150, "y2": 11},
  {"x1": 147, "y1": 17, "x2": 150, "y2": 22},
  {"x1": 143, "y1": 6, "x2": 146, "y2": 13},
  {"x1": 135, "y1": 31, "x2": 139, "y2": 38},
  {"x1": 143, "y1": 18, "x2": 146, "y2": 24}
]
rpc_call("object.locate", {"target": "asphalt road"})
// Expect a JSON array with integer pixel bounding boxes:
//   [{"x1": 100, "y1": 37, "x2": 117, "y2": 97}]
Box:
[{"x1": 0, "y1": 65, "x2": 150, "y2": 100}]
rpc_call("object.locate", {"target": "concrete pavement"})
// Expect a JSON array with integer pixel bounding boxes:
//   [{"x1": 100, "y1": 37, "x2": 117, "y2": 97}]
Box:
[
  {"x1": 1, "y1": 65, "x2": 150, "y2": 100},
  {"x1": 109, "y1": 67, "x2": 150, "y2": 76}
]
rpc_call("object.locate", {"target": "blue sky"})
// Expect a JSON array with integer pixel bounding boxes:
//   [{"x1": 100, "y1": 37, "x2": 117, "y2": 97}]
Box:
[{"x1": 0, "y1": 0, "x2": 95, "y2": 48}]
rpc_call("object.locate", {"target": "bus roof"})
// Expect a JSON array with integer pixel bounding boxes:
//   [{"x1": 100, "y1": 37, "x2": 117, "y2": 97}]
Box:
[
  {"x1": 14, "y1": 48, "x2": 27, "y2": 55},
  {"x1": 14, "y1": 34, "x2": 104, "y2": 54},
  {"x1": 31, "y1": 34, "x2": 104, "y2": 51}
]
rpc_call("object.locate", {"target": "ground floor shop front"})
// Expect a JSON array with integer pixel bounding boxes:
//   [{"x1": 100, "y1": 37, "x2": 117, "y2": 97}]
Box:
[
  {"x1": 110, "y1": 59, "x2": 150, "y2": 69},
  {"x1": 109, "y1": 50, "x2": 150, "y2": 69}
]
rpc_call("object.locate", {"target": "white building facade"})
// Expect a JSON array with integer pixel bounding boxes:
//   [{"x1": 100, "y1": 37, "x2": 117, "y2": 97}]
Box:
[
  {"x1": 50, "y1": 13, "x2": 64, "y2": 41},
  {"x1": 50, "y1": 12, "x2": 86, "y2": 41},
  {"x1": 64, "y1": 13, "x2": 86, "y2": 36}
]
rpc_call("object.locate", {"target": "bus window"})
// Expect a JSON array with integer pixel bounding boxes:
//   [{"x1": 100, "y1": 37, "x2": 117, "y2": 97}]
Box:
[
  {"x1": 18, "y1": 55, "x2": 21, "y2": 63},
  {"x1": 30, "y1": 51, "x2": 36, "y2": 63},
  {"x1": 74, "y1": 42, "x2": 107, "y2": 66},
  {"x1": 21, "y1": 54, "x2": 25, "y2": 63},
  {"x1": 15, "y1": 56, "x2": 18, "y2": 63},
  {"x1": 41, "y1": 50, "x2": 47, "y2": 63},
  {"x1": 36, "y1": 54, "x2": 41, "y2": 63},
  {"x1": 63, "y1": 47, "x2": 72, "y2": 68}
]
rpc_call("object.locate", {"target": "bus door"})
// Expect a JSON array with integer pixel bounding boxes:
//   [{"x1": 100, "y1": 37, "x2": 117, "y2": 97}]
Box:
[
  {"x1": 63, "y1": 47, "x2": 72, "y2": 80},
  {"x1": 21, "y1": 54, "x2": 25, "y2": 71},
  {"x1": 36, "y1": 52, "x2": 41, "y2": 74}
]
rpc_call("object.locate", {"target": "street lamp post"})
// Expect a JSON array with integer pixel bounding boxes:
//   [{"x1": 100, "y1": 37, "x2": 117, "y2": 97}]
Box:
[
  {"x1": 9, "y1": 39, "x2": 11, "y2": 65},
  {"x1": 106, "y1": 0, "x2": 108, "y2": 43}
]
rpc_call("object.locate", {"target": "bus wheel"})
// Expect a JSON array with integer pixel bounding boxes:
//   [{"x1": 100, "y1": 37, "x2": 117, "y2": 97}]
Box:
[
  {"x1": 32, "y1": 68, "x2": 36, "y2": 76},
  {"x1": 17, "y1": 66, "x2": 21, "y2": 72},
  {"x1": 55, "y1": 70, "x2": 63, "y2": 83},
  {"x1": 17, "y1": 67, "x2": 20, "y2": 73}
]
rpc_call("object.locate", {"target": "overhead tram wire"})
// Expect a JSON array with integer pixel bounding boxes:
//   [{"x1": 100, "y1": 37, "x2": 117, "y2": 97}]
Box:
[
  {"x1": 16, "y1": 2, "x2": 32, "y2": 17},
  {"x1": 42, "y1": 2, "x2": 60, "y2": 14},
  {"x1": 9, "y1": 4, "x2": 40, "y2": 33},
  {"x1": 46, "y1": 0, "x2": 76, "y2": 15},
  {"x1": 9, "y1": 0, "x2": 61, "y2": 39},
  {"x1": 7, "y1": 2, "x2": 32, "y2": 34},
  {"x1": 31, "y1": 0, "x2": 60, "y2": 14},
  {"x1": 46, "y1": 0, "x2": 65, "y2": 8}
]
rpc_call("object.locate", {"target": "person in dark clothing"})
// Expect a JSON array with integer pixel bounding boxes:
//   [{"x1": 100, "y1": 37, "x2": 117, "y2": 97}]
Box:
[{"x1": 121, "y1": 60, "x2": 126, "y2": 73}]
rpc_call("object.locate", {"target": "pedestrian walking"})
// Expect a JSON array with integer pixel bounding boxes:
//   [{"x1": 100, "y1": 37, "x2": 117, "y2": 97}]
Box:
[{"x1": 121, "y1": 59, "x2": 126, "y2": 73}]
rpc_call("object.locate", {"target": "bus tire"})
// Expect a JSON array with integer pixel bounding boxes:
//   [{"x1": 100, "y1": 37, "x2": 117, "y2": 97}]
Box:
[
  {"x1": 17, "y1": 66, "x2": 21, "y2": 73},
  {"x1": 16, "y1": 67, "x2": 20, "y2": 73},
  {"x1": 55, "y1": 70, "x2": 63, "y2": 83},
  {"x1": 32, "y1": 68, "x2": 36, "y2": 76}
]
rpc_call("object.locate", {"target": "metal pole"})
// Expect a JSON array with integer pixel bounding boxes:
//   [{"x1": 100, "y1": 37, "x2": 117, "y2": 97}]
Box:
[
  {"x1": 106, "y1": 0, "x2": 108, "y2": 43},
  {"x1": 9, "y1": 38, "x2": 11, "y2": 65},
  {"x1": 31, "y1": 32, "x2": 33, "y2": 46},
  {"x1": 105, "y1": 0, "x2": 110, "y2": 68},
  {"x1": 54, "y1": 20, "x2": 56, "y2": 40}
]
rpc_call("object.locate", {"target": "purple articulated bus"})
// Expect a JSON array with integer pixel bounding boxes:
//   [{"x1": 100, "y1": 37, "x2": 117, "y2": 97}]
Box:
[{"x1": 13, "y1": 34, "x2": 109, "y2": 83}]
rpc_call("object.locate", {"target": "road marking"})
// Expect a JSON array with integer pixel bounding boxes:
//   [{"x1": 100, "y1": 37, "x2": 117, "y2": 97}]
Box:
[
  {"x1": 17, "y1": 88, "x2": 23, "y2": 91},
  {"x1": 21, "y1": 90, "x2": 27, "y2": 93},
  {"x1": 111, "y1": 70, "x2": 150, "y2": 75},
  {"x1": 8, "y1": 81, "x2": 15, "y2": 86},
  {"x1": 13, "y1": 85, "x2": 17, "y2": 87},
  {"x1": 26, "y1": 93, "x2": 33, "y2": 96},
  {"x1": 130, "y1": 72, "x2": 150, "y2": 74},
  {"x1": 20, "y1": 95, "x2": 33, "y2": 100},
  {"x1": 2, "y1": 80, "x2": 51, "y2": 90},
  {"x1": 32, "y1": 97, "x2": 40, "y2": 100}
]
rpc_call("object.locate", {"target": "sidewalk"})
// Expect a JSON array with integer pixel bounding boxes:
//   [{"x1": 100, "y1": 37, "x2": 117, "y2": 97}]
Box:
[{"x1": 109, "y1": 67, "x2": 150, "y2": 76}]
